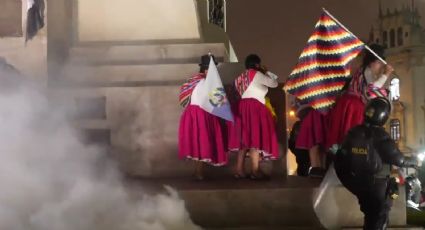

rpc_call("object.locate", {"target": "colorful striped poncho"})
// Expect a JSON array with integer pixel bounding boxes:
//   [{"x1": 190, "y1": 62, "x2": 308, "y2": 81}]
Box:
[
  {"x1": 234, "y1": 69, "x2": 257, "y2": 97},
  {"x1": 179, "y1": 73, "x2": 205, "y2": 107}
]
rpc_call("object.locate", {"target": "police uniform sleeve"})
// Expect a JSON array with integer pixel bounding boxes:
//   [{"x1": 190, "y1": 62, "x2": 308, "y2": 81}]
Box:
[{"x1": 375, "y1": 128, "x2": 417, "y2": 168}]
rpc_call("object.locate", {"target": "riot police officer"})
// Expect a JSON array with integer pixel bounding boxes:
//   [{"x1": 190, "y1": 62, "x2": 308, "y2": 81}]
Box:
[{"x1": 335, "y1": 97, "x2": 418, "y2": 230}]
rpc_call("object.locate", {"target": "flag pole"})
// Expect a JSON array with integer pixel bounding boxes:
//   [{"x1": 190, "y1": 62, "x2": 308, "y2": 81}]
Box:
[{"x1": 322, "y1": 8, "x2": 388, "y2": 65}]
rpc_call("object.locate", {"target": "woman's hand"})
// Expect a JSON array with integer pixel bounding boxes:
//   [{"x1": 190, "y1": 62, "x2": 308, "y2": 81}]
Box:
[{"x1": 384, "y1": 64, "x2": 394, "y2": 76}]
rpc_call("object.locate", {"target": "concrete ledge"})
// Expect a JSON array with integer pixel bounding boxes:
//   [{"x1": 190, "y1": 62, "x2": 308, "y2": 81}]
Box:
[
  {"x1": 62, "y1": 63, "x2": 199, "y2": 84},
  {"x1": 126, "y1": 177, "x2": 407, "y2": 229},
  {"x1": 58, "y1": 62, "x2": 244, "y2": 88},
  {"x1": 68, "y1": 43, "x2": 227, "y2": 65},
  {"x1": 343, "y1": 227, "x2": 423, "y2": 230}
]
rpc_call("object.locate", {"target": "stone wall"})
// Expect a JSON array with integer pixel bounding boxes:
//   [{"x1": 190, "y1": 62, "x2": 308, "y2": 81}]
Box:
[
  {"x1": 0, "y1": 0, "x2": 22, "y2": 37},
  {"x1": 0, "y1": 0, "x2": 47, "y2": 85},
  {"x1": 76, "y1": 0, "x2": 200, "y2": 42}
]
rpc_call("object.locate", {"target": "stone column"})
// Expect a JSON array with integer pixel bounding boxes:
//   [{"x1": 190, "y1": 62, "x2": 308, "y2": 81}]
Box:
[{"x1": 46, "y1": 0, "x2": 73, "y2": 84}]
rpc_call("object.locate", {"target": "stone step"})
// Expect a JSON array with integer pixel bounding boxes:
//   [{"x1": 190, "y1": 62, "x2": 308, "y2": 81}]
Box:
[
  {"x1": 207, "y1": 227, "x2": 423, "y2": 230},
  {"x1": 61, "y1": 63, "x2": 198, "y2": 85},
  {"x1": 127, "y1": 176, "x2": 322, "y2": 229},
  {"x1": 68, "y1": 43, "x2": 227, "y2": 65},
  {"x1": 71, "y1": 119, "x2": 109, "y2": 130},
  {"x1": 342, "y1": 227, "x2": 423, "y2": 230},
  {"x1": 126, "y1": 176, "x2": 407, "y2": 229},
  {"x1": 58, "y1": 62, "x2": 244, "y2": 87},
  {"x1": 206, "y1": 227, "x2": 322, "y2": 230}
]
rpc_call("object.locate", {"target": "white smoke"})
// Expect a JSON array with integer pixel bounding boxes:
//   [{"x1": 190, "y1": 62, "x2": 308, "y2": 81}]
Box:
[{"x1": 0, "y1": 74, "x2": 201, "y2": 230}]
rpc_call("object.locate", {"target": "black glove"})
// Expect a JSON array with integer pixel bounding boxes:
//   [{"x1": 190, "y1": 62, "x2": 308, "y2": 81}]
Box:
[
  {"x1": 388, "y1": 177, "x2": 399, "y2": 200},
  {"x1": 402, "y1": 157, "x2": 418, "y2": 168}
]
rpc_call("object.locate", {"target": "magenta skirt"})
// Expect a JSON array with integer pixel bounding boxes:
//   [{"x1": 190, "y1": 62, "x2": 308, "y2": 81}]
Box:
[
  {"x1": 228, "y1": 98, "x2": 279, "y2": 160},
  {"x1": 178, "y1": 105, "x2": 227, "y2": 166},
  {"x1": 325, "y1": 93, "x2": 365, "y2": 150},
  {"x1": 226, "y1": 102, "x2": 240, "y2": 152},
  {"x1": 295, "y1": 109, "x2": 327, "y2": 150}
]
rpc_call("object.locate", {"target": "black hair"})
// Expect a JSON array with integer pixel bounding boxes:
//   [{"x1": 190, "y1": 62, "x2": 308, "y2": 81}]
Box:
[
  {"x1": 199, "y1": 66, "x2": 208, "y2": 73},
  {"x1": 362, "y1": 44, "x2": 385, "y2": 67},
  {"x1": 245, "y1": 54, "x2": 261, "y2": 70}
]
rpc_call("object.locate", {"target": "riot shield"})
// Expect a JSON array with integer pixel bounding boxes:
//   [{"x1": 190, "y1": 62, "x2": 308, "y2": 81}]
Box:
[{"x1": 312, "y1": 164, "x2": 344, "y2": 230}]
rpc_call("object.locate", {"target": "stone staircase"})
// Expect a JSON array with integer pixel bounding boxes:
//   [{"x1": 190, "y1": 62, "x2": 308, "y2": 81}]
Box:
[
  {"x1": 61, "y1": 42, "x2": 227, "y2": 86},
  {"x1": 50, "y1": 41, "x2": 240, "y2": 178}
]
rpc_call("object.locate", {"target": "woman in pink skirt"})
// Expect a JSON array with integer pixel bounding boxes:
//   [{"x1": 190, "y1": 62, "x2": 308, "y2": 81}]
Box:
[
  {"x1": 326, "y1": 44, "x2": 394, "y2": 152},
  {"x1": 178, "y1": 55, "x2": 227, "y2": 180},
  {"x1": 294, "y1": 100, "x2": 328, "y2": 178},
  {"x1": 229, "y1": 54, "x2": 279, "y2": 180}
]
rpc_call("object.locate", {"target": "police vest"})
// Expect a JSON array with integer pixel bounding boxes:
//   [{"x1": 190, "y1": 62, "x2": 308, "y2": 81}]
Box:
[{"x1": 342, "y1": 127, "x2": 384, "y2": 177}]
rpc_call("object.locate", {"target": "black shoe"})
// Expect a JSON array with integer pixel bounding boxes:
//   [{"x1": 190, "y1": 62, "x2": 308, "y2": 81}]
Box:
[
  {"x1": 297, "y1": 164, "x2": 311, "y2": 177},
  {"x1": 193, "y1": 174, "x2": 206, "y2": 181},
  {"x1": 234, "y1": 173, "x2": 248, "y2": 180},
  {"x1": 309, "y1": 167, "x2": 325, "y2": 178},
  {"x1": 249, "y1": 172, "x2": 271, "y2": 181}
]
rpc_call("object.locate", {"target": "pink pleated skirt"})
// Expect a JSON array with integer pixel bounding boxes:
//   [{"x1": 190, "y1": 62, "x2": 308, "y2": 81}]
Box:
[
  {"x1": 295, "y1": 109, "x2": 327, "y2": 150},
  {"x1": 178, "y1": 105, "x2": 227, "y2": 166},
  {"x1": 228, "y1": 98, "x2": 279, "y2": 160},
  {"x1": 325, "y1": 93, "x2": 365, "y2": 150}
]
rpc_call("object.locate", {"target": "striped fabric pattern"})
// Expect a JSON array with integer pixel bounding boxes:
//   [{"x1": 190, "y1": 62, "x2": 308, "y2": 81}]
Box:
[
  {"x1": 348, "y1": 68, "x2": 389, "y2": 101},
  {"x1": 366, "y1": 85, "x2": 389, "y2": 100},
  {"x1": 234, "y1": 69, "x2": 257, "y2": 97},
  {"x1": 283, "y1": 11, "x2": 364, "y2": 113},
  {"x1": 179, "y1": 73, "x2": 205, "y2": 107}
]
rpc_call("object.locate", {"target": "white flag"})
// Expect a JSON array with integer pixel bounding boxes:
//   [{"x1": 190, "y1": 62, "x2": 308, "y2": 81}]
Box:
[{"x1": 192, "y1": 57, "x2": 234, "y2": 122}]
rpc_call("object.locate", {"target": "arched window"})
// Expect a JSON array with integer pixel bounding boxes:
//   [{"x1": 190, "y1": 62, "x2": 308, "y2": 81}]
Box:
[
  {"x1": 397, "y1": 27, "x2": 403, "y2": 46},
  {"x1": 383, "y1": 31, "x2": 388, "y2": 47},
  {"x1": 390, "y1": 119, "x2": 401, "y2": 141},
  {"x1": 390, "y1": 29, "x2": 395, "y2": 47}
]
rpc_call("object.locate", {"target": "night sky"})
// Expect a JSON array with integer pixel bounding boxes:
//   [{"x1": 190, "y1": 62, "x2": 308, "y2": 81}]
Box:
[{"x1": 227, "y1": 0, "x2": 425, "y2": 81}]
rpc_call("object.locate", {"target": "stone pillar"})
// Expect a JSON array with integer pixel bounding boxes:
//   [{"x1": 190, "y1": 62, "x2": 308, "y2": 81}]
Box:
[{"x1": 46, "y1": 0, "x2": 73, "y2": 84}]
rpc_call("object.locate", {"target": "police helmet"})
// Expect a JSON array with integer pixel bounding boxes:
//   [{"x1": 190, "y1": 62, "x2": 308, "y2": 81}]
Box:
[{"x1": 364, "y1": 97, "x2": 391, "y2": 126}]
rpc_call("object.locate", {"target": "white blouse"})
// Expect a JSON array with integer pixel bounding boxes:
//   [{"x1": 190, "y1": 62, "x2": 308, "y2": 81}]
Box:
[
  {"x1": 189, "y1": 79, "x2": 205, "y2": 105},
  {"x1": 241, "y1": 71, "x2": 278, "y2": 104},
  {"x1": 364, "y1": 67, "x2": 389, "y2": 88}
]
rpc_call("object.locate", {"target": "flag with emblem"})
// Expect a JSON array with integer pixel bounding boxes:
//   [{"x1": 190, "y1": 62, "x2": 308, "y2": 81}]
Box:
[
  {"x1": 191, "y1": 57, "x2": 234, "y2": 122},
  {"x1": 283, "y1": 10, "x2": 365, "y2": 113}
]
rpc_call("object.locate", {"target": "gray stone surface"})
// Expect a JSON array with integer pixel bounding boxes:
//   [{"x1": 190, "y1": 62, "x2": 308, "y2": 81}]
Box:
[
  {"x1": 68, "y1": 43, "x2": 227, "y2": 65},
  {"x1": 126, "y1": 177, "x2": 408, "y2": 229},
  {"x1": 0, "y1": 0, "x2": 22, "y2": 37}
]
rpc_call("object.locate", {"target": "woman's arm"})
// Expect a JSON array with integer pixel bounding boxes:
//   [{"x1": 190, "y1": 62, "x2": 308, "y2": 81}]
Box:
[{"x1": 256, "y1": 71, "x2": 278, "y2": 88}]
